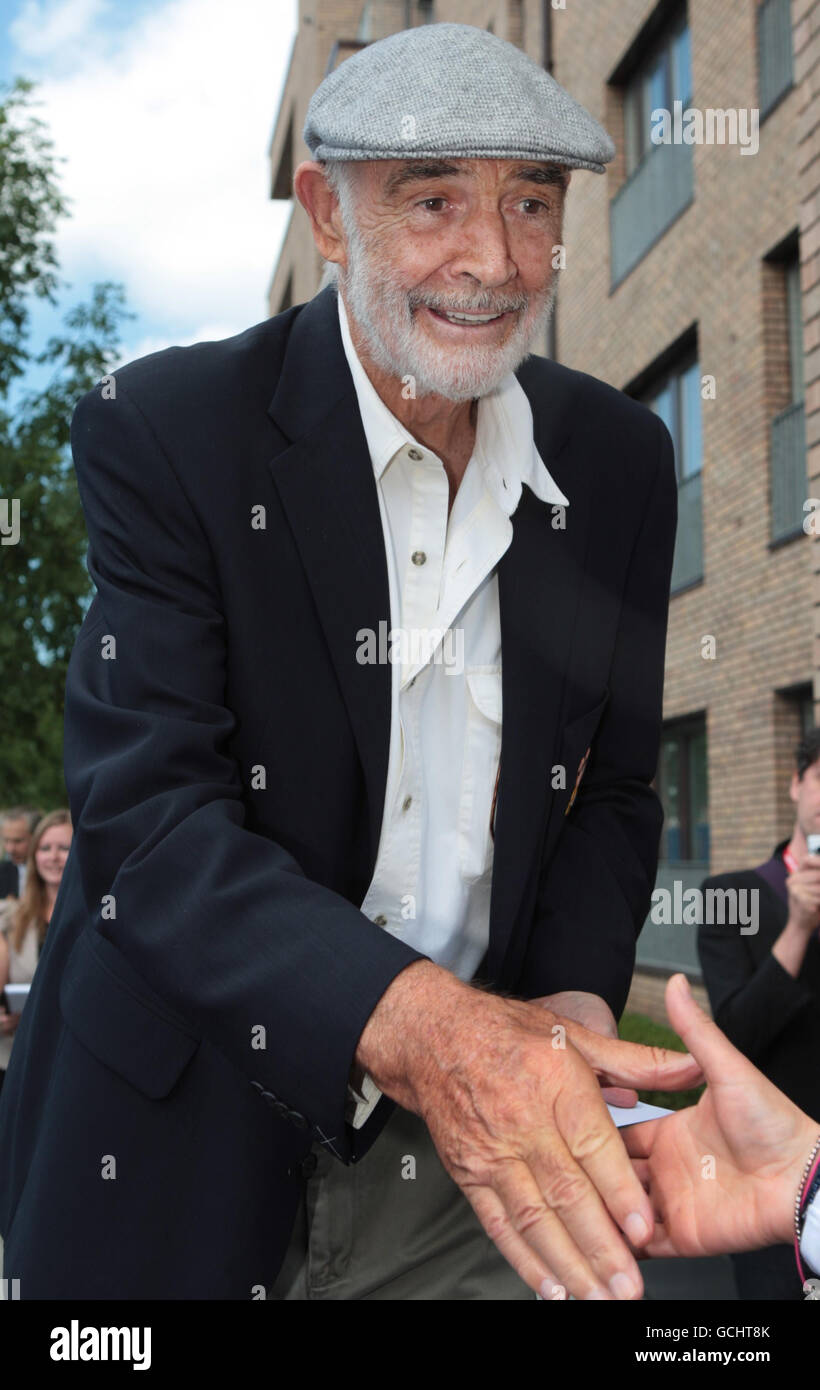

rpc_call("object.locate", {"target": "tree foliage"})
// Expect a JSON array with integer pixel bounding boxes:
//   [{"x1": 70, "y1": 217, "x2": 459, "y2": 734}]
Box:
[{"x1": 0, "y1": 77, "x2": 132, "y2": 807}]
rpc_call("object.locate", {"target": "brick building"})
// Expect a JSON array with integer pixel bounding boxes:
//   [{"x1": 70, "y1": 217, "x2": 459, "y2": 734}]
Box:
[{"x1": 267, "y1": 0, "x2": 819, "y2": 1021}]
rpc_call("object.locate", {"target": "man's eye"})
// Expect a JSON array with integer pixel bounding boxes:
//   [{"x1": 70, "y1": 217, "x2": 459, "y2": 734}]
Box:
[
  {"x1": 520, "y1": 199, "x2": 549, "y2": 216},
  {"x1": 419, "y1": 197, "x2": 448, "y2": 212}
]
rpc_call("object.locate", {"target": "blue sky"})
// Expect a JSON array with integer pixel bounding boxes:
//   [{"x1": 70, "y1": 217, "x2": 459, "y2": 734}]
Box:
[{"x1": 1, "y1": 0, "x2": 297, "y2": 386}]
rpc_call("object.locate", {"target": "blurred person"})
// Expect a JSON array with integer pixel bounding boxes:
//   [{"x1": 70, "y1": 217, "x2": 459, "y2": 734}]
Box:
[
  {"x1": 624, "y1": 973, "x2": 820, "y2": 1288},
  {"x1": 0, "y1": 812, "x2": 73, "y2": 1092},
  {"x1": 0, "y1": 808, "x2": 40, "y2": 899},
  {"x1": 697, "y1": 730, "x2": 820, "y2": 1298}
]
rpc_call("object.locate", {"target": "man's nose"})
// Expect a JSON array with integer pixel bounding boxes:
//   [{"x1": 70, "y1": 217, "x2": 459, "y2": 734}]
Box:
[{"x1": 447, "y1": 206, "x2": 517, "y2": 289}]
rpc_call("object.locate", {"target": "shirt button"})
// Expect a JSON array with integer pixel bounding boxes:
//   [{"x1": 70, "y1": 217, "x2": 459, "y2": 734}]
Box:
[
  {"x1": 411, "y1": 550, "x2": 427, "y2": 566},
  {"x1": 407, "y1": 447, "x2": 423, "y2": 461},
  {"x1": 373, "y1": 913, "x2": 387, "y2": 927},
  {"x1": 402, "y1": 795, "x2": 412, "y2": 812}
]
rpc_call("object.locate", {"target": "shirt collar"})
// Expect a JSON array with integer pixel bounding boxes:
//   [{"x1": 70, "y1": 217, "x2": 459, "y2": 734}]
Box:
[{"x1": 337, "y1": 290, "x2": 569, "y2": 515}]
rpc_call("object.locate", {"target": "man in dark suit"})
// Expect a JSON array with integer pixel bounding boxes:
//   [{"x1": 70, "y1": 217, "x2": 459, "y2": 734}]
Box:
[
  {"x1": 0, "y1": 861, "x2": 18, "y2": 901},
  {"x1": 0, "y1": 808, "x2": 38, "y2": 899},
  {"x1": 698, "y1": 729, "x2": 820, "y2": 1298},
  {"x1": 0, "y1": 23, "x2": 696, "y2": 1301}
]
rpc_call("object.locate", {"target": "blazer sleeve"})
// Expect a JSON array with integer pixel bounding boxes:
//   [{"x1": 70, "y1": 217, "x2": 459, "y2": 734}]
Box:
[
  {"x1": 517, "y1": 414, "x2": 677, "y2": 1018},
  {"x1": 64, "y1": 379, "x2": 426, "y2": 1162},
  {"x1": 697, "y1": 879, "x2": 815, "y2": 1060}
]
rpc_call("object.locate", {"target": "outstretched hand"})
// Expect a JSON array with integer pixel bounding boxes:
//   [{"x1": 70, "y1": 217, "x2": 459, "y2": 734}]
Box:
[{"x1": 623, "y1": 974, "x2": 818, "y2": 1257}]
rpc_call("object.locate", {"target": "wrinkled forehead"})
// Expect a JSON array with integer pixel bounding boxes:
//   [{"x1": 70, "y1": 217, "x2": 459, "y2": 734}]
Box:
[{"x1": 355, "y1": 156, "x2": 572, "y2": 197}]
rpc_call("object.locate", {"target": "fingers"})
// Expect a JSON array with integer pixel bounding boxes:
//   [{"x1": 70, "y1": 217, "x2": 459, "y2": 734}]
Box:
[
  {"x1": 567, "y1": 1022, "x2": 703, "y2": 1092},
  {"x1": 662, "y1": 973, "x2": 750, "y2": 1083},
  {"x1": 473, "y1": 1155, "x2": 642, "y2": 1300},
  {"x1": 621, "y1": 1118, "x2": 660, "y2": 1157},
  {"x1": 630, "y1": 1157, "x2": 651, "y2": 1187},
  {"x1": 600, "y1": 1085, "x2": 638, "y2": 1107},
  {"x1": 526, "y1": 1146, "x2": 646, "y2": 1300},
  {"x1": 468, "y1": 1183, "x2": 568, "y2": 1300},
  {"x1": 554, "y1": 1085, "x2": 655, "y2": 1265}
]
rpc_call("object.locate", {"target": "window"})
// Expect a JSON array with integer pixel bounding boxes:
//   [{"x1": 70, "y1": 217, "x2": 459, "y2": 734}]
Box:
[
  {"x1": 782, "y1": 683, "x2": 816, "y2": 739},
  {"x1": 766, "y1": 235, "x2": 806, "y2": 545},
  {"x1": 646, "y1": 357, "x2": 702, "y2": 481},
  {"x1": 657, "y1": 718, "x2": 709, "y2": 864},
  {"x1": 775, "y1": 685, "x2": 815, "y2": 838},
  {"x1": 637, "y1": 713, "x2": 709, "y2": 975},
  {"x1": 633, "y1": 340, "x2": 703, "y2": 592},
  {"x1": 623, "y1": 15, "x2": 691, "y2": 177},
  {"x1": 785, "y1": 256, "x2": 804, "y2": 405},
  {"x1": 610, "y1": 6, "x2": 694, "y2": 285},
  {"x1": 758, "y1": 0, "x2": 794, "y2": 119}
]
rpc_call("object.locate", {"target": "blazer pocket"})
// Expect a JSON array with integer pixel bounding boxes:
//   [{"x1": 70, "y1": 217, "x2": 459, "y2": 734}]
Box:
[
  {"x1": 59, "y1": 927, "x2": 200, "y2": 1100},
  {"x1": 557, "y1": 688, "x2": 611, "y2": 817}
]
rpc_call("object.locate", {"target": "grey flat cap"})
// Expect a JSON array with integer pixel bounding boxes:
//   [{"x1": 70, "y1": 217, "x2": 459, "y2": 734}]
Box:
[{"x1": 303, "y1": 22, "x2": 615, "y2": 173}]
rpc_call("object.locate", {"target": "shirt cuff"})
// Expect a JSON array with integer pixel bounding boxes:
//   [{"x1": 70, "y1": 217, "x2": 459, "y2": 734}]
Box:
[
  {"x1": 345, "y1": 1070, "x2": 383, "y2": 1129},
  {"x1": 801, "y1": 1186, "x2": 820, "y2": 1277}
]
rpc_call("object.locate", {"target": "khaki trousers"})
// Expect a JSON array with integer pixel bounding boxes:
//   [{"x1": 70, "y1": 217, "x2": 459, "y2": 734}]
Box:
[{"x1": 267, "y1": 1103, "x2": 535, "y2": 1301}]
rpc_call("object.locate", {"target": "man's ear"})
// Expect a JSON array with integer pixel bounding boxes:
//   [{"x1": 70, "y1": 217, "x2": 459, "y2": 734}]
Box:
[{"x1": 293, "y1": 161, "x2": 348, "y2": 271}]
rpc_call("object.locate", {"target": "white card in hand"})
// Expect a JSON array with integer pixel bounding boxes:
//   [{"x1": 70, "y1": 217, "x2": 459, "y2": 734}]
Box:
[{"x1": 607, "y1": 1099, "x2": 674, "y2": 1128}]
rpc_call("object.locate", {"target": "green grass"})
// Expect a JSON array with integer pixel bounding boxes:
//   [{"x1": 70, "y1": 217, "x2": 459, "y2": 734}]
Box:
[{"x1": 618, "y1": 1011, "x2": 705, "y2": 1111}]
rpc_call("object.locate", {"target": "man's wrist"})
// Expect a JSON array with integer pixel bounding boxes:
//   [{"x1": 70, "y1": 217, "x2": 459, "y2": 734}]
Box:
[{"x1": 354, "y1": 957, "x2": 475, "y2": 1112}]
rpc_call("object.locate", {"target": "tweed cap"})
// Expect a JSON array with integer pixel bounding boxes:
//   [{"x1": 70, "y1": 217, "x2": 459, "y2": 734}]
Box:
[{"x1": 303, "y1": 22, "x2": 615, "y2": 174}]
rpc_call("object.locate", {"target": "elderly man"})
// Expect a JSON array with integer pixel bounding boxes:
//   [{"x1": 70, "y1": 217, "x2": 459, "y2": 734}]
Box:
[{"x1": 0, "y1": 24, "x2": 691, "y2": 1301}]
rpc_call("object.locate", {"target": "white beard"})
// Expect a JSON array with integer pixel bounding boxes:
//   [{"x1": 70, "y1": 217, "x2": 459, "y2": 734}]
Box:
[{"x1": 337, "y1": 223, "x2": 559, "y2": 402}]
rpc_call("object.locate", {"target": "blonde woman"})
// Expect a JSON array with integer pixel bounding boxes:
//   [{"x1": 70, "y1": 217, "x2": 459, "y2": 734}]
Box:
[{"x1": 0, "y1": 810, "x2": 72, "y2": 1084}]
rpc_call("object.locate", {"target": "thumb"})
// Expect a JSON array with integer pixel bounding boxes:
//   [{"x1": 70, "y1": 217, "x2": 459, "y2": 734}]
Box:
[{"x1": 664, "y1": 973, "x2": 750, "y2": 1085}]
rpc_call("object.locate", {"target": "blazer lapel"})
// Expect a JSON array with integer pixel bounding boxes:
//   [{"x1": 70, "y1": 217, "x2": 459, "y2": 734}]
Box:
[
  {"x1": 487, "y1": 366, "x2": 592, "y2": 982},
  {"x1": 266, "y1": 289, "x2": 392, "y2": 870}
]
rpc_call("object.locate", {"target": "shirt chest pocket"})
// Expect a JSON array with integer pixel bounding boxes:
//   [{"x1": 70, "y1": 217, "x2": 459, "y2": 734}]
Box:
[{"x1": 458, "y1": 668, "x2": 503, "y2": 884}]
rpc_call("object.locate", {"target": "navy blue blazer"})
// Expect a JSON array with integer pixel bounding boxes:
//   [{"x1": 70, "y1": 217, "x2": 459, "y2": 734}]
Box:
[{"x1": 0, "y1": 285, "x2": 676, "y2": 1298}]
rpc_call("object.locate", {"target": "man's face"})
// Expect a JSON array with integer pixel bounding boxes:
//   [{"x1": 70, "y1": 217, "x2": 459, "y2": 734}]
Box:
[
  {"x1": 2, "y1": 818, "x2": 31, "y2": 865},
  {"x1": 790, "y1": 760, "x2": 820, "y2": 839},
  {"x1": 334, "y1": 157, "x2": 567, "y2": 401}
]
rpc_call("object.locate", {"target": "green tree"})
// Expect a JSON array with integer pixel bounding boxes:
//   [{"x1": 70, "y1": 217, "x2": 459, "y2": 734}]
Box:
[{"x1": 0, "y1": 77, "x2": 132, "y2": 808}]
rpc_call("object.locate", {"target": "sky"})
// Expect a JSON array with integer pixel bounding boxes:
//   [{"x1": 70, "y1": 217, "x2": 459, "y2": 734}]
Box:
[{"x1": 1, "y1": 0, "x2": 298, "y2": 376}]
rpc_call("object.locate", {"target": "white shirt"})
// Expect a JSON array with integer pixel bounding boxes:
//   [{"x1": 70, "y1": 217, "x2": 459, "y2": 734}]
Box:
[
  {"x1": 802, "y1": 1185, "x2": 820, "y2": 1277},
  {"x1": 337, "y1": 291, "x2": 568, "y2": 1126}
]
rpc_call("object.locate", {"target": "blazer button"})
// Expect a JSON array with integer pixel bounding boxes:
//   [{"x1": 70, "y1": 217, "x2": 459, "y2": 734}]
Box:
[
  {"x1": 288, "y1": 1109, "x2": 309, "y2": 1130},
  {"x1": 300, "y1": 1152, "x2": 318, "y2": 1179}
]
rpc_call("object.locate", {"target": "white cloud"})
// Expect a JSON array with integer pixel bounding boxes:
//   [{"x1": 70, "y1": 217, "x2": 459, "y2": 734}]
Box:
[
  {"x1": 117, "y1": 322, "x2": 242, "y2": 367},
  {"x1": 10, "y1": 0, "x2": 297, "y2": 342},
  {"x1": 10, "y1": 0, "x2": 108, "y2": 63}
]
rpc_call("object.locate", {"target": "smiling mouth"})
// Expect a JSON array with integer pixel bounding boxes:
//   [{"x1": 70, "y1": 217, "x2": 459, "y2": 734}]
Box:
[{"x1": 424, "y1": 306, "x2": 513, "y2": 327}]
